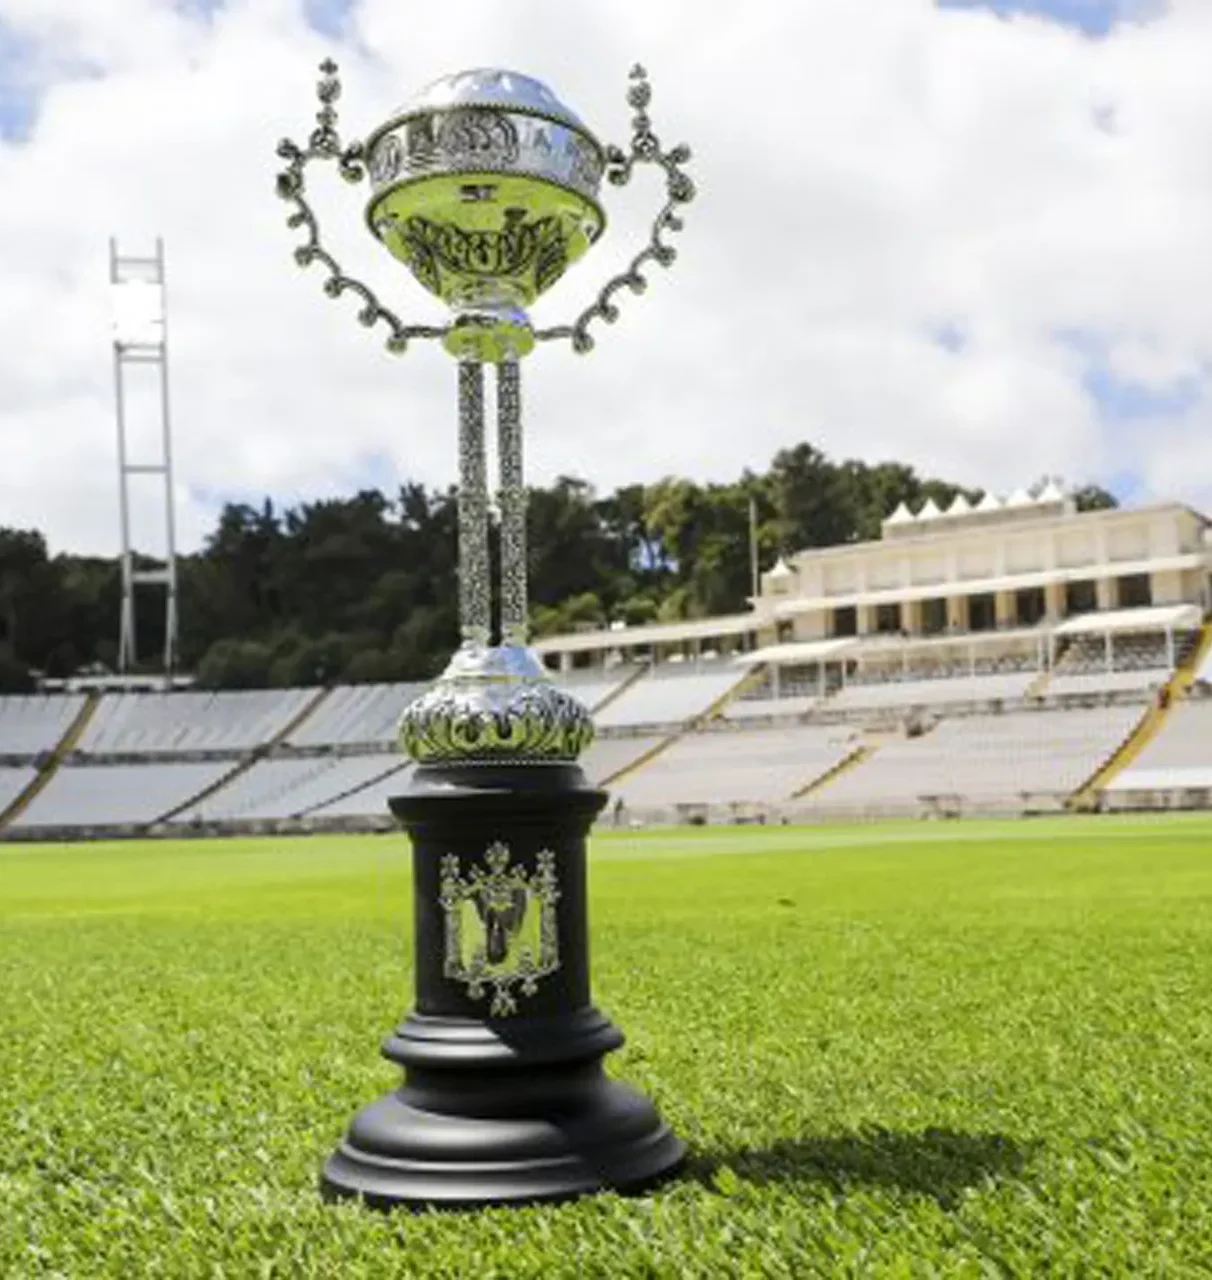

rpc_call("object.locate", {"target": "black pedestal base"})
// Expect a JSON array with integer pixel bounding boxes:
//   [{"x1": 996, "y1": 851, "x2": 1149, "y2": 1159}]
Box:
[
  {"x1": 320, "y1": 762, "x2": 686, "y2": 1210},
  {"x1": 320, "y1": 1012, "x2": 685, "y2": 1208}
]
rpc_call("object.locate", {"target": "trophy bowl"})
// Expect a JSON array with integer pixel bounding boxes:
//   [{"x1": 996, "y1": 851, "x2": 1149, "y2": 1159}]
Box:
[{"x1": 363, "y1": 70, "x2": 609, "y2": 362}]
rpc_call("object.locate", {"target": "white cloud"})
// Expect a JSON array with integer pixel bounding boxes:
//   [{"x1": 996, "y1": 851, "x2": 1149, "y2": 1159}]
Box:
[
  {"x1": 1104, "y1": 336, "x2": 1201, "y2": 390},
  {"x1": 1, "y1": 0, "x2": 1211, "y2": 558}
]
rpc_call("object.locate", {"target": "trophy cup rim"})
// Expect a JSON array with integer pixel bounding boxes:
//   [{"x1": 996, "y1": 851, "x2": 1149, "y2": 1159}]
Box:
[{"x1": 363, "y1": 67, "x2": 608, "y2": 163}]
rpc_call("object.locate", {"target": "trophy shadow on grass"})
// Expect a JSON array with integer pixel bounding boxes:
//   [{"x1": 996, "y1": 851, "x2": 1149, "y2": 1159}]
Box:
[{"x1": 691, "y1": 1127, "x2": 1039, "y2": 1206}]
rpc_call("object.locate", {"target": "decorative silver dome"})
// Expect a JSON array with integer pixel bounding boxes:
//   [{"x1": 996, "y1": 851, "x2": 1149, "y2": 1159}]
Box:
[{"x1": 394, "y1": 69, "x2": 590, "y2": 132}]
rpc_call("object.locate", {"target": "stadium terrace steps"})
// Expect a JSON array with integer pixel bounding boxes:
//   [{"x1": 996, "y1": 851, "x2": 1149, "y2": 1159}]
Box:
[
  {"x1": 304, "y1": 758, "x2": 411, "y2": 818},
  {"x1": 567, "y1": 663, "x2": 649, "y2": 716},
  {"x1": 0, "y1": 693, "x2": 88, "y2": 756},
  {"x1": 1082, "y1": 627, "x2": 1212, "y2": 804},
  {"x1": 5, "y1": 639, "x2": 1209, "y2": 832},
  {"x1": 1105, "y1": 764, "x2": 1212, "y2": 791},
  {"x1": 1046, "y1": 667, "x2": 1171, "y2": 698},
  {"x1": 77, "y1": 688, "x2": 319, "y2": 756},
  {"x1": 1024, "y1": 668, "x2": 1053, "y2": 699},
  {"x1": 824, "y1": 671, "x2": 1038, "y2": 712},
  {"x1": 1185, "y1": 621, "x2": 1212, "y2": 687},
  {"x1": 177, "y1": 754, "x2": 408, "y2": 822},
  {"x1": 579, "y1": 736, "x2": 665, "y2": 786},
  {"x1": 1103, "y1": 693, "x2": 1212, "y2": 795},
  {"x1": 152, "y1": 686, "x2": 330, "y2": 824},
  {"x1": 792, "y1": 704, "x2": 1147, "y2": 818},
  {"x1": 598, "y1": 731, "x2": 680, "y2": 789},
  {"x1": 594, "y1": 663, "x2": 767, "y2": 790},
  {"x1": 724, "y1": 693, "x2": 821, "y2": 721},
  {"x1": 14, "y1": 762, "x2": 231, "y2": 829},
  {"x1": 0, "y1": 692, "x2": 100, "y2": 832},
  {"x1": 0, "y1": 767, "x2": 38, "y2": 822},
  {"x1": 1066, "y1": 703, "x2": 1158, "y2": 812},
  {"x1": 610, "y1": 724, "x2": 863, "y2": 810},
  {"x1": 703, "y1": 664, "x2": 772, "y2": 722},
  {"x1": 284, "y1": 682, "x2": 426, "y2": 748},
  {"x1": 592, "y1": 663, "x2": 760, "y2": 731},
  {"x1": 790, "y1": 742, "x2": 877, "y2": 800}
]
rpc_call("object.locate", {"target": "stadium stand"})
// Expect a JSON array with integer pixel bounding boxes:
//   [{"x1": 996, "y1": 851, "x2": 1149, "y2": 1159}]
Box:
[
  {"x1": 0, "y1": 767, "x2": 36, "y2": 814},
  {"x1": 593, "y1": 663, "x2": 750, "y2": 729},
  {"x1": 284, "y1": 683, "x2": 424, "y2": 748},
  {"x1": 1105, "y1": 765, "x2": 1212, "y2": 793},
  {"x1": 14, "y1": 762, "x2": 231, "y2": 828},
  {"x1": 794, "y1": 704, "x2": 1146, "y2": 817},
  {"x1": 0, "y1": 694, "x2": 86, "y2": 755},
  {"x1": 579, "y1": 735, "x2": 665, "y2": 785},
  {"x1": 175, "y1": 755, "x2": 410, "y2": 822},
  {"x1": 1196, "y1": 645, "x2": 1212, "y2": 686},
  {"x1": 305, "y1": 758, "x2": 411, "y2": 818},
  {"x1": 77, "y1": 689, "x2": 316, "y2": 755},
  {"x1": 552, "y1": 668, "x2": 636, "y2": 713},
  {"x1": 2, "y1": 486, "x2": 1208, "y2": 836},
  {"x1": 724, "y1": 693, "x2": 820, "y2": 721},
  {"x1": 612, "y1": 725, "x2": 861, "y2": 812},
  {"x1": 824, "y1": 671, "x2": 1037, "y2": 711},
  {"x1": 1104, "y1": 700, "x2": 1212, "y2": 794},
  {"x1": 1044, "y1": 668, "x2": 1170, "y2": 697}
]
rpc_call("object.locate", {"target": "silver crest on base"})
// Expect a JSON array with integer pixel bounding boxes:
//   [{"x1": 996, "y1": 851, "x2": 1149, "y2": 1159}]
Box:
[{"x1": 439, "y1": 841, "x2": 561, "y2": 1017}]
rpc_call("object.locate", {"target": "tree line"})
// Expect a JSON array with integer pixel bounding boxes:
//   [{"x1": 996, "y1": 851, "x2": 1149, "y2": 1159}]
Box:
[{"x1": 0, "y1": 444, "x2": 1116, "y2": 692}]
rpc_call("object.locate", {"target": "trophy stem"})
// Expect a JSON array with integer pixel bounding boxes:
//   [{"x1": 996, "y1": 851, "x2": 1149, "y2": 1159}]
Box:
[
  {"x1": 496, "y1": 360, "x2": 528, "y2": 647},
  {"x1": 456, "y1": 360, "x2": 492, "y2": 649}
]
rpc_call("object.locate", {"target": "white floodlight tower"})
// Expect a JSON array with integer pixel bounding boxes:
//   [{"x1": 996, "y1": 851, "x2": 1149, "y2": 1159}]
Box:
[{"x1": 109, "y1": 237, "x2": 179, "y2": 677}]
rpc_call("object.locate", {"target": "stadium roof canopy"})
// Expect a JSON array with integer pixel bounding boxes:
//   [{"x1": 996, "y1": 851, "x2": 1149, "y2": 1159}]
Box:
[
  {"x1": 733, "y1": 638, "x2": 858, "y2": 667},
  {"x1": 773, "y1": 553, "x2": 1207, "y2": 617},
  {"x1": 1053, "y1": 603, "x2": 1202, "y2": 636},
  {"x1": 533, "y1": 613, "x2": 757, "y2": 655}
]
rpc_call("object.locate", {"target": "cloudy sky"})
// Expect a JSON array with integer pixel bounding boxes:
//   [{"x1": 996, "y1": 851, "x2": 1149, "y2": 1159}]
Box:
[{"x1": 1, "y1": 0, "x2": 1210, "y2": 558}]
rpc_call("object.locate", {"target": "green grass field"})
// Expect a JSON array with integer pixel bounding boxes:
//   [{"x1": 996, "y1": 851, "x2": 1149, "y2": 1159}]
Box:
[{"x1": 3, "y1": 814, "x2": 1212, "y2": 1278}]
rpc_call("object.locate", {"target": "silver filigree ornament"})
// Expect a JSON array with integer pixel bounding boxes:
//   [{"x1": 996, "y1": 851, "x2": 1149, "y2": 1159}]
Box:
[
  {"x1": 439, "y1": 842, "x2": 561, "y2": 1016},
  {"x1": 273, "y1": 60, "x2": 449, "y2": 356},
  {"x1": 533, "y1": 65, "x2": 696, "y2": 356},
  {"x1": 398, "y1": 644, "x2": 595, "y2": 764}
]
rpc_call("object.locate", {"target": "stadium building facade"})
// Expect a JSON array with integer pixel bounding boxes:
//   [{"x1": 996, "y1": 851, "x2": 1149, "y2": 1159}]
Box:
[
  {"x1": 2, "y1": 489, "x2": 1211, "y2": 838},
  {"x1": 535, "y1": 486, "x2": 1212, "y2": 691}
]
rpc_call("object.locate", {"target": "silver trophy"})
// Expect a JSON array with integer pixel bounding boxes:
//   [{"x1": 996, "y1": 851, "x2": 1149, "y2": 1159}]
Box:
[{"x1": 275, "y1": 63, "x2": 695, "y2": 765}]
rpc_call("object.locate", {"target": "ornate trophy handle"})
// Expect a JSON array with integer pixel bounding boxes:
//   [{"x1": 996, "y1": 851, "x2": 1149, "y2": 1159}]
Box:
[
  {"x1": 533, "y1": 65, "x2": 695, "y2": 355},
  {"x1": 274, "y1": 60, "x2": 448, "y2": 356}
]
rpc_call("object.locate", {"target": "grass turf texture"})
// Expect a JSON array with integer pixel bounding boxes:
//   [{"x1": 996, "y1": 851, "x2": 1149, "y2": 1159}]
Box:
[{"x1": 2, "y1": 815, "x2": 1211, "y2": 1278}]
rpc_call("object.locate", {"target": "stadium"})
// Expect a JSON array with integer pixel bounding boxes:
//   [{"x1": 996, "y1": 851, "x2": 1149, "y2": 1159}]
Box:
[
  {"x1": 7, "y1": 2, "x2": 1212, "y2": 1275},
  {"x1": 2, "y1": 483, "x2": 1209, "y2": 840}
]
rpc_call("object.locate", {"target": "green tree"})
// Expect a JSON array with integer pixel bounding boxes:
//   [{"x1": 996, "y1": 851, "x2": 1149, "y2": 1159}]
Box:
[
  {"x1": 1072, "y1": 484, "x2": 1119, "y2": 512},
  {"x1": 527, "y1": 477, "x2": 617, "y2": 610},
  {"x1": 0, "y1": 643, "x2": 34, "y2": 694},
  {"x1": 195, "y1": 638, "x2": 274, "y2": 690},
  {"x1": 0, "y1": 528, "x2": 68, "y2": 666}
]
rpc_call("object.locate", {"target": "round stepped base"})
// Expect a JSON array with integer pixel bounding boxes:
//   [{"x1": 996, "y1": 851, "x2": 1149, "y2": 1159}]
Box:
[{"x1": 319, "y1": 762, "x2": 686, "y2": 1211}]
